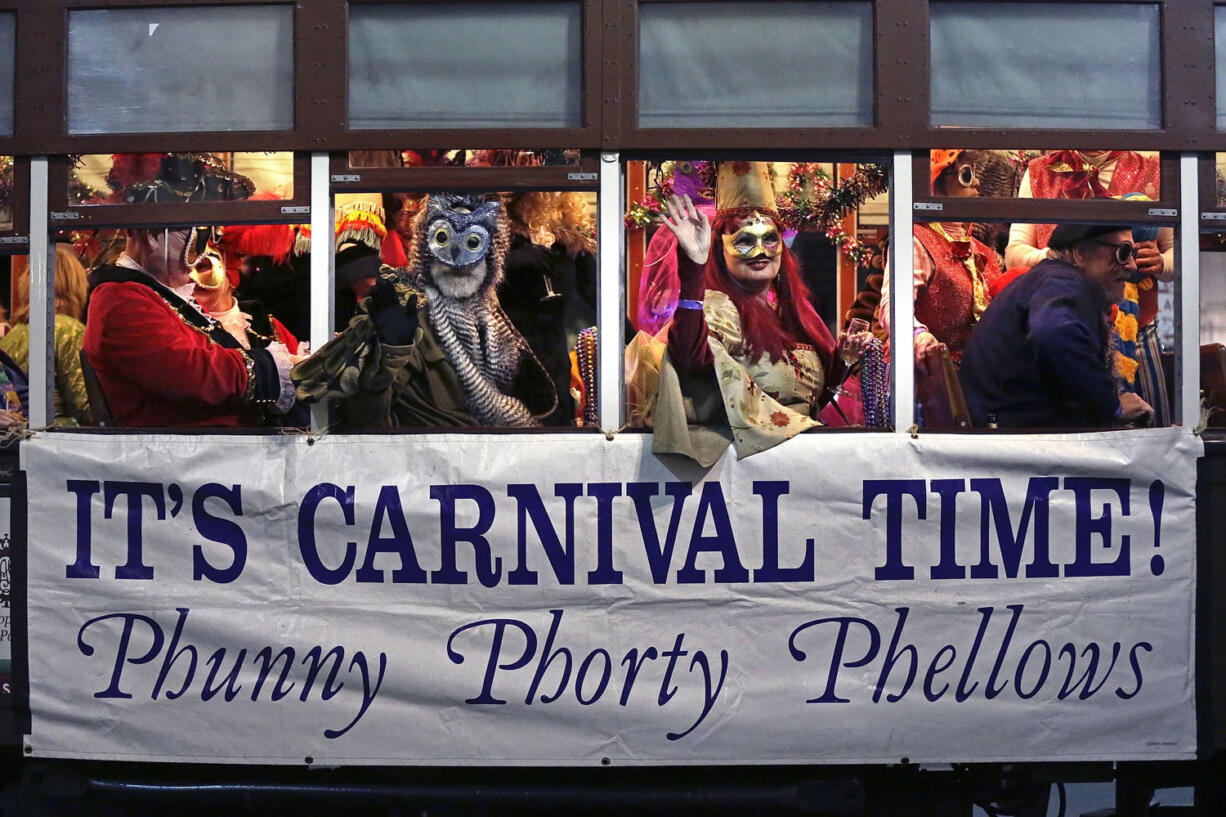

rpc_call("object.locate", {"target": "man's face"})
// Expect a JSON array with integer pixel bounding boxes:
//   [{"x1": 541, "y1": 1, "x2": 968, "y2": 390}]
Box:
[{"x1": 1073, "y1": 228, "x2": 1136, "y2": 304}]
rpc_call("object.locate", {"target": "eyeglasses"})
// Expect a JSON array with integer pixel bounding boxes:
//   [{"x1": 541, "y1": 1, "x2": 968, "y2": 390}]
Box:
[
  {"x1": 1091, "y1": 239, "x2": 1136, "y2": 265},
  {"x1": 956, "y1": 163, "x2": 977, "y2": 188}
]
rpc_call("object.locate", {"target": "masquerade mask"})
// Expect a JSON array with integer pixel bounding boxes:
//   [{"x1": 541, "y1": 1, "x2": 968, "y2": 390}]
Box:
[
  {"x1": 424, "y1": 193, "x2": 501, "y2": 269},
  {"x1": 1090, "y1": 238, "x2": 1136, "y2": 266},
  {"x1": 721, "y1": 212, "x2": 782, "y2": 261},
  {"x1": 183, "y1": 225, "x2": 221, "y2": 268}
]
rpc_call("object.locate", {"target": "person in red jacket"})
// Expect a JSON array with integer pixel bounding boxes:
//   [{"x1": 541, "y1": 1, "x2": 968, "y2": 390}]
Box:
[{"x1": 84, "y1": 226, "x2": 300, "y2": 428}]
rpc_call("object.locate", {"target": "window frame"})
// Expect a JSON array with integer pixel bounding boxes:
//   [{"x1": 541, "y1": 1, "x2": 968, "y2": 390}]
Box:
[{"x1": 335, "y1": 0, "x2": 605, "y2": 152}]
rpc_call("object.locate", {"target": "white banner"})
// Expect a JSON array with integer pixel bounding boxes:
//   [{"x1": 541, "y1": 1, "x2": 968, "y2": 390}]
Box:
[{"x1": 20, "y1": 429, "x2": 1199, "y2": 765}]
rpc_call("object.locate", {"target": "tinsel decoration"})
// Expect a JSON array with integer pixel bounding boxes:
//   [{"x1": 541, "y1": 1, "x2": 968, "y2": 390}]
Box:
[
  {"x1": 775, "y1": 162, "x2": 833, "y2": 230},
  {"x1": 825, "y1": 222, "x2": 874, "y2": 266},
  {"x1": 813, "y1": 164, "x2": 888, "y2": 232},
  {"x1": 64, "y1": 228, "x2": 123, "y2": 269},
  {"x1": 71, "y1": 230, "x2": 101, "y2": 264},
  {"x1": 624, "y1": 161, "x2": 887, "y2": 264},
  {"x1": 624, "y1": 194, "x2": 663, "y2": 230},
  {"x1": 65, "y1": 154, "x2": 107, "y2": 206}
]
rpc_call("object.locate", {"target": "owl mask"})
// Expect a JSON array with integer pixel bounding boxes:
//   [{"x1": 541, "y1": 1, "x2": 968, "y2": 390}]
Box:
[{"x1": 424, "y1": 193, "x2": 502, "y2": 269}]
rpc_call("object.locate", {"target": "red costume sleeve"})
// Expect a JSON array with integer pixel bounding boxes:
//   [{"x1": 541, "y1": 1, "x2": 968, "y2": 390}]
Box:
[
  {"x1": 87, "y1": 283, "x2": 250, "y2": 407},
  {"x1": 666, "y1": 253, "x2": 714, "y2": 372}
]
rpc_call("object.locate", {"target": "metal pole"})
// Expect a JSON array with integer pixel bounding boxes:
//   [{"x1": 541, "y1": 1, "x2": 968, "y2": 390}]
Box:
[
  {"x1": 597, "y1": 152, "x2": 625, "y2": 434},
  {"x1": 309, "y1": 151, "x2": 334, "y2": 432},
  {"x1": 1177, "y1": 153, "x2": 1200, "y2": 430},
  {"x1": 890, "y1": 150, "x2": 916, "y2": 433},
  {"x1": 28, "y1": 156, "x2": 53, "y2": 429}
]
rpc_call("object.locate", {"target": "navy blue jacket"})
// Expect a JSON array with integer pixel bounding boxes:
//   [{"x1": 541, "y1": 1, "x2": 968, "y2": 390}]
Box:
[{"x1": 959, "y1": 259, "x2": 1120, "y2": 428}]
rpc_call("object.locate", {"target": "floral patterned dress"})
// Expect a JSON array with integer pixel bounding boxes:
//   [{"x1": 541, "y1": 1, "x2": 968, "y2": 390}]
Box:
[{"x1": 701, "y1": 290, "x2": 824, "y2": 457}]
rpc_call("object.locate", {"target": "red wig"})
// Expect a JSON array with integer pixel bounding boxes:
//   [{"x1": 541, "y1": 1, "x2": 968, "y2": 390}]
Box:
[{"x1": 705, "y1": 213, "x2": 835, "y2": 369}]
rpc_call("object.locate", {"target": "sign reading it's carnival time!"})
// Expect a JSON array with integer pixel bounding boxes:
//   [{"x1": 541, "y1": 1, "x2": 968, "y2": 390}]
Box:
[{"x1": 20, "y1": 430, "x2": 1198, "y2": 765}]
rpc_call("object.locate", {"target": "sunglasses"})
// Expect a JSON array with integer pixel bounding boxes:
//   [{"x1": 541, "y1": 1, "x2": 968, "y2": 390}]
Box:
[
  {"x1": 1090, "y1": 239, "x2": 1136, "y2": 265},
  {"x1": 955, "y1": 163, "x2": 977, "y2": 188}
]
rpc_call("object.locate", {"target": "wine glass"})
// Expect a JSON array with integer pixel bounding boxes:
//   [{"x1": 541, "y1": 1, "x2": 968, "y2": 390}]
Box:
[{"x1": 835, "y1": 317, "x2": 871, "y2": 397}]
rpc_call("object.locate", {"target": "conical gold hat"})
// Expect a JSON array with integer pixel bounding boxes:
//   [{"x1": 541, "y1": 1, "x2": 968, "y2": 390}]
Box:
[{"x1": 716, "y1": 161, "x2": 779, "y2": 220}]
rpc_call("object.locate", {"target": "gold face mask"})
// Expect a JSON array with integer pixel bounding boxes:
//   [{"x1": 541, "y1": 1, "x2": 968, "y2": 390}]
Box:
[{"x1": 721, "y1": 212, "x2": 782, "y2": 260}]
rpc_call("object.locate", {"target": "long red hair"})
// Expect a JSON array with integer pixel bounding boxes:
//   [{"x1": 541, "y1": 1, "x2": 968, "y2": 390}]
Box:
[{"x1": 705, "y1": 213, "x2": 834, "y2": 369}]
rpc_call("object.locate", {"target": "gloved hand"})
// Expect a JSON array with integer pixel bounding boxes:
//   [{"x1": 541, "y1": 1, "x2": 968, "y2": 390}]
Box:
[{"x1": 367, "y1": 276, "x2": 419, "y2": 346}]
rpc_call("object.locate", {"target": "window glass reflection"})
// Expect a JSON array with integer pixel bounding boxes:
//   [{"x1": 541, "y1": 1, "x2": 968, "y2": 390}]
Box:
[
  {"x1": 0, "y1": 156, "x2": 13, "y2": 231},
  {"x1": 71, "y1": 152, "x2": 293, "y2": 206},
  {"x1": 928, "y1": 149, "x2": 1161, "y2": 201},
  {"x1": 1200, "y1": 236, "x2": 1226, "y2": 426},
  {"x1": 930, "y1": 2, "x2": 1160, "y2": 130},
  {"x1": 348, "y1": 3, "x2": 582, "y2": 130},
  {"x1": 638, "y1": 2, "x2": 873, "y2": 128},
  {"x1": 67, "y1": 6, "x2": 293, "y2": 134},
  {"x1": 0, "y1": 13, "x2": 14, "y2": 136},
  {"x1": 348, "y1": 150, "x2": 581, "y2": 169}
]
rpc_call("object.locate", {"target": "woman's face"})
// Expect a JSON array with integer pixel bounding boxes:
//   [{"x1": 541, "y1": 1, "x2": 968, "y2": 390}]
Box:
[{"x1": 721, "y1": 213, "x2": 782, "y2": 294}]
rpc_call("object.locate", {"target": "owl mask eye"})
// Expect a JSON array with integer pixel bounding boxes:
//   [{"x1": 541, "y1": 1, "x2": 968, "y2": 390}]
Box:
[
  {"x1": 425, "y1": 217, "x2": 492, "y2": 269},
  {"x1": 463, "y1": 229, "x2": 486, "y2": 254}
]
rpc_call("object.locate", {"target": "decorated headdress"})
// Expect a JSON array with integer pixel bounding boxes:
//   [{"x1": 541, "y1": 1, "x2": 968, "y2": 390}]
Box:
[
  {"x1": 105, "y1": 153, "x2": 255, "y2": 204},
  {"x1": 716, "y1": 162, "x2": 779, "y2": 221},
  {"x1": 334, "y1": 199, "x2": 387, "y2": 288},
  {"x1": 929, "y1": 149, "x2": 965, "y2": 187},
  {"x1": 335, "y1": 199, "x2": 387, "y2": 252}
]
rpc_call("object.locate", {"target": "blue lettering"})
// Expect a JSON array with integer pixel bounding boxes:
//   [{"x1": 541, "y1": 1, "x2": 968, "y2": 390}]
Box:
[
  {"x1": 297, "y1": 483, "x2": 357, "y2": 585},
  {"x1": 863, "y1": 480, "x2": 925, "y2": 581},
  {"x1": 431, "y1": 485, "x2": 500, "y2": 587},
  {"x1": 677, "y1": 482, "x2": 749, "y2": 584},
  {"x1": 191, "y1": 483, "x2": 247, "y2": 583},
  {"x1": 355, "y1": 485, "x2": 426, "y2": 583}
]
